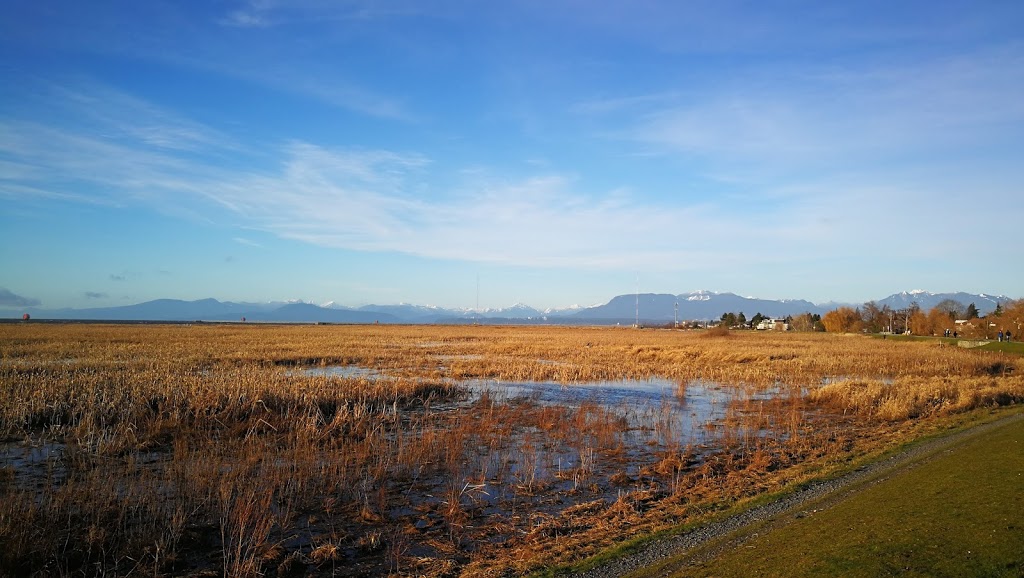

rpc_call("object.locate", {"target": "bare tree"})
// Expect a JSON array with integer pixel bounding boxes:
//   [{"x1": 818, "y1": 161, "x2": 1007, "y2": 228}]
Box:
[{"x1": 934, "y1": 299, "x2": 965, "y2": 320}]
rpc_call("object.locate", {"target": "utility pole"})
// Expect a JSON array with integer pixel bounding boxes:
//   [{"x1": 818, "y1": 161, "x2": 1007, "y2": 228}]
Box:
[{"x1": 674, "y1": 301, "x2": 678, "y2": 328}]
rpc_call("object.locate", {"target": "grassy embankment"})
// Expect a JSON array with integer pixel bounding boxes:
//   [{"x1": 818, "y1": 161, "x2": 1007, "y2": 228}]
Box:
[
  {"x1": 630, "y1": 410, "x2": 1024, "y2": 578},
  {"x1": 978, "y1": 341, "x2": 1024, "y2": 355},
  {"x1": 870, "y1": 332, "x2": 1024, "y2": 356}
]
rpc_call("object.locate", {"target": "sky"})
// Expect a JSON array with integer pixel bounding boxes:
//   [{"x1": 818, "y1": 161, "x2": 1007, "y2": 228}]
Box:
[{"x1": 2, "y1": 1, "x2": 1023, "y2": 312}]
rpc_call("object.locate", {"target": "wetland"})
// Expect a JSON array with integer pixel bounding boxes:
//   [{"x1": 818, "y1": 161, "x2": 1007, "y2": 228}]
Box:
[{"x1": 1, "y1": 323, "x2": 1022, "y2": 576}]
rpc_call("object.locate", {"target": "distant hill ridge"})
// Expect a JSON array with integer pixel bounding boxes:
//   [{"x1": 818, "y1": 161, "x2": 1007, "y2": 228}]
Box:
[
  {"x1": 3, "y1": 290, "x2": 1013, "y2": 324},
  {"x1": 874, "y1": 290, "x2": 1008, "y2": 314}
]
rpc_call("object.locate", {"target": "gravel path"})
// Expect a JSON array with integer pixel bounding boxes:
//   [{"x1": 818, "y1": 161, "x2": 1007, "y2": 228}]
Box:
[{"x1": 572, "y1": 410, "x2": 1024, "y2": 578}]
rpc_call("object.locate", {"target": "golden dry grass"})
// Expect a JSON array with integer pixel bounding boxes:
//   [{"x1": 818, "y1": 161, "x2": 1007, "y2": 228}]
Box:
[{"x1": 0, "y1": 323, "x2": 1021, "y2": 576}]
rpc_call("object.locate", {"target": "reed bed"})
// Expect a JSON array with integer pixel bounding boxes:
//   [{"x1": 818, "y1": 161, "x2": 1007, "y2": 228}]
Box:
[{"x1": 0, "y1": 323, "x2": 1020, "y2": 577}]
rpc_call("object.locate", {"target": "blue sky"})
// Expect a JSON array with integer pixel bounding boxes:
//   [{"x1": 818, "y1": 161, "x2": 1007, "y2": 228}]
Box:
[{"x1": 2, "y1": 1, "x2": 1022, "y2": 311}]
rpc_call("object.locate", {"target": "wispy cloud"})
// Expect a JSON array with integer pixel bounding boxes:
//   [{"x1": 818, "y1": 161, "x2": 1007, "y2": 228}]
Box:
[
  {"x1": 616, "y1": 46, "x2": 1024, "y2": 172},
  {"x1": 204, "y1": 142, "x2": 431, "y2": 247},
  {"x1": 570, "y1": 92, "x2": 680, "y2": 116},
  {"x1": 4, "y1": 75, "x2": 1021, "y2": 279},
  {"x1": 48, "y1": 82, "x2": 235, "y2": 152},
  {"x1": 0, "y1": 81, "x2": 242, "y2": 209},
  {"x1": 6, "y1": 5, "x2": 418, "y2": 121},
  {"x1": 276, "y1": 75, "x2": 415, "y2": 121},
  {"x1": 218, "y1": 0, "x2": 424, "y2": 29},
  {"x1": 232, "y1": 237, "x2": 262, "y2": 247},
  {"x1": 204, "y1": 1, "x2": 421, "y2": 120},
  {"x1": 2, "y1": 93, "x2": 814, "y2": 271},
  {"x1": 221, "y1": 0, "x2": 276, "y2": 28},
  {"x1": 197, "y1": 143, "x2": 865, "y2": 271},
  {"x1": 84, "y1": 291, "x2": 108, "y2": 299},
  {"x1": 0, "y1": 288, "x2": 41, "y2": 307}
]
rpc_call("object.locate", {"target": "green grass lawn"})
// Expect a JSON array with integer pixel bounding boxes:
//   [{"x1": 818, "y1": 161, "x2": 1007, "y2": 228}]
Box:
[
  {"x1": 666, "y1": 415, "x2": 1024, "y2": 577},
  {"x1": 868, "y1": 333, "x2": 1024, "y2": 355},
  {"x1": 978, "y1": 340, "x2": 1024, "y2": 355}
]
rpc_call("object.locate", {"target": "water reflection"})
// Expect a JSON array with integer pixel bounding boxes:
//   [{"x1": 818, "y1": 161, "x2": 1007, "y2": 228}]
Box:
[
  {"x1": 299, "y1": 365, "x2": 789, "y2": 446},
  {"x1": 463, "y1": 377, "x2": 773, "y2": 444}
]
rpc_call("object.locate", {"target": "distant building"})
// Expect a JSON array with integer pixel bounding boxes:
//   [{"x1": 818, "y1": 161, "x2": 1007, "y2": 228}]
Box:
[{"x1": 756, "y1": 318, "x2": 789, "y2": 331}]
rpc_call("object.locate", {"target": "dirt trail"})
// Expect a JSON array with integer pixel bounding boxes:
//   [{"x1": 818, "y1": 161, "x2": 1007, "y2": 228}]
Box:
[{"x1": 572, "y1": 410, "x2": 1024, "y2": 578}]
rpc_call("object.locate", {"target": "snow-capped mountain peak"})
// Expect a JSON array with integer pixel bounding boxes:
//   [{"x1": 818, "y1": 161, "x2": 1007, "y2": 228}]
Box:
[
  {"x1": 544, "y1": 304, "x2": 583, "y2": 314},
  {"x1": 686, "y1": 290, "x2": 714, "y2": 302}
]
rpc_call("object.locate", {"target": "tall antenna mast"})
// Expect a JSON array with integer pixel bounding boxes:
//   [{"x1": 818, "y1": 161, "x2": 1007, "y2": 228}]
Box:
[{"x1": 635, "y1": 274, "x2": 639, "y2": 328}]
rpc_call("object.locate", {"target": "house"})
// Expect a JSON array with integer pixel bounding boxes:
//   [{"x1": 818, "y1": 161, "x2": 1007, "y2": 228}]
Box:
[{"x1": 756, "y1": 318, "x2": 789, "y2": 331}]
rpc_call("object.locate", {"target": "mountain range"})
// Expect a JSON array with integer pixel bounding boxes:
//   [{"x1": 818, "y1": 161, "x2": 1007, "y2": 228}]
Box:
[
  {"x1": 2, "y1": 291, "x2": 1014, "y2": 324},
  {"x1": 873, "y1": 290, "x2": 1009, "y2": 314}
]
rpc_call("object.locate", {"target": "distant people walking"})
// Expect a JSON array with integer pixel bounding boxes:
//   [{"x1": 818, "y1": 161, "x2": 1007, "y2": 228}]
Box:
[
  {"x1": 998, "y1": 330, "x2": 1004, "y2": 342},
  {"x1": 1007, "y1": 331, "x2": 1013, "y2": 343}
]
